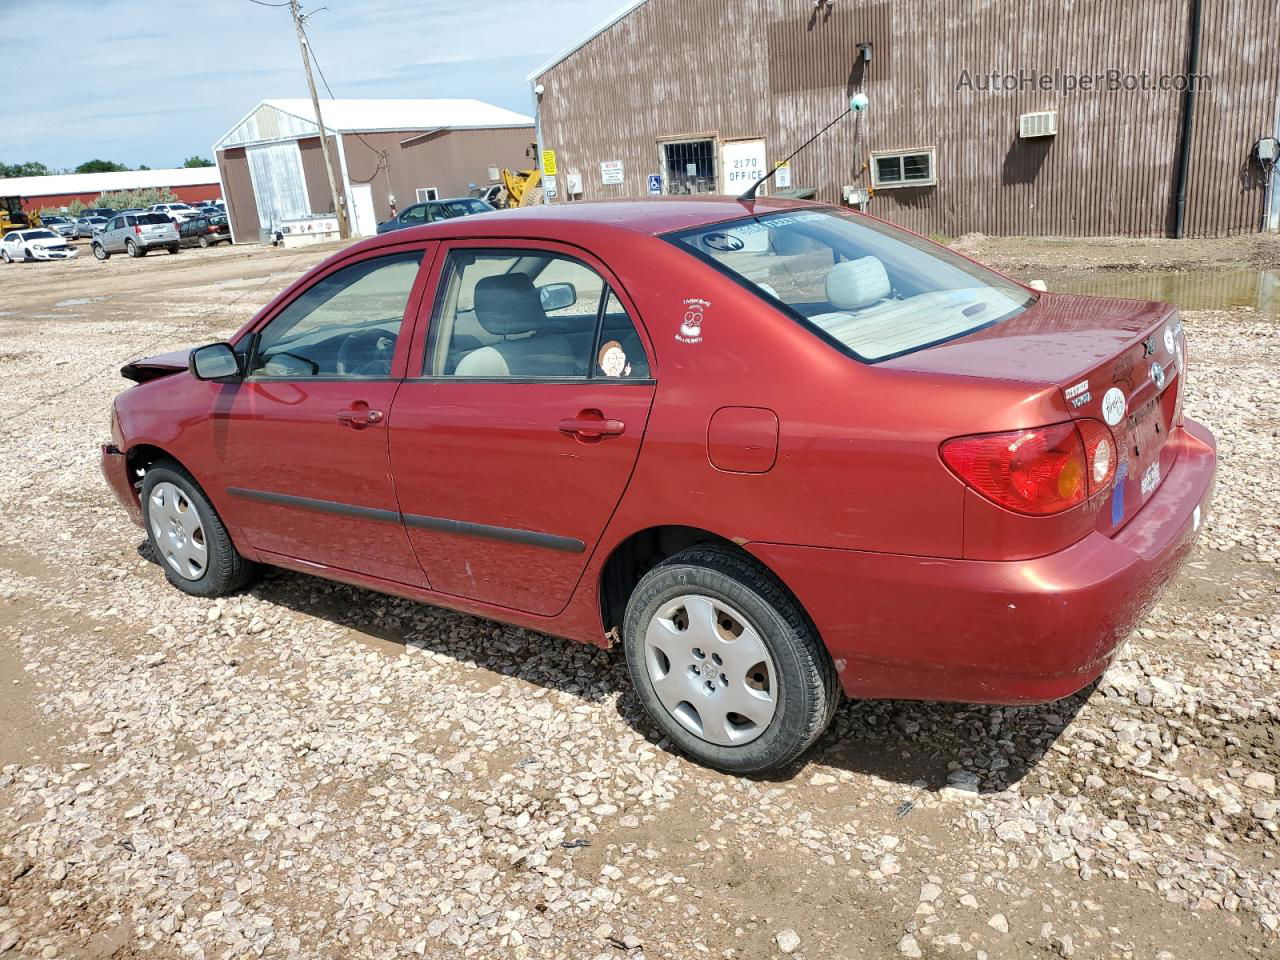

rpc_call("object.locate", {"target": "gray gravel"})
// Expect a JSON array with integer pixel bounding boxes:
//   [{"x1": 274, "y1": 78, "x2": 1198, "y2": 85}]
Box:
[{"x1": 0, "y1": 236, "x2": 1277, "y2": 959}]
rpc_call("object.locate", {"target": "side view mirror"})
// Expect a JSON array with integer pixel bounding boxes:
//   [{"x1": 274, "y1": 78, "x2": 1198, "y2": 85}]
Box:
[
  {"x1": 189, "y1": 342, "x2": 242, "y2": 381},
  {"x1": 539, "y1": 282, "x2": 577, "y2": 312}
]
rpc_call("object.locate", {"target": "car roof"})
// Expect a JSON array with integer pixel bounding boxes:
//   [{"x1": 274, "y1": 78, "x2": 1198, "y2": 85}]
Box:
[{"x1": 371, "y1": 196, "x2": 826, "y2": 245}]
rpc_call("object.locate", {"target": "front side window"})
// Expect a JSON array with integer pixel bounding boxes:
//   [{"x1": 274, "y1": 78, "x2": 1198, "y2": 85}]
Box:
[
  {"x1": 426, "y1": 249, "x2": 649, "y2": 379},
  {"x1": 247, "y1": 251, "x2": 423, "y2": 379},
  {"x1": 668, "y1": 209, "x2": 1034, "y2": 362}
]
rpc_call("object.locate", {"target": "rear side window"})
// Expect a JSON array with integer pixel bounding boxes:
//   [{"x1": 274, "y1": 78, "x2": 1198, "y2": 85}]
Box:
[
  {"x1": 426, "y1": 249, "x2": 649, "y2": 380},
  {"x1": 667, "y1": 209, "x2": 1034, "y2": 362}
]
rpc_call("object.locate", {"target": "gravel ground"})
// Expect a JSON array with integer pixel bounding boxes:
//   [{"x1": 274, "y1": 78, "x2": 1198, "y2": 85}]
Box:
[{"x1": 0, "y1": 233, "x2": 1277, "y2": 960}]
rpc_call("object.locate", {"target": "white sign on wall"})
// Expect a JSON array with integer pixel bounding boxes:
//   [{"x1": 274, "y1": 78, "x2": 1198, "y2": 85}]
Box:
[
  {"x1": 774, "y1": 162, "x2": 792, "y2": 190},
  {"x1": 600, "y1": 160, "x2": 624, "y2": 185},
  {"x1": 722, "y1": 139, "x2": 767, "y2": 194},
  {"x1": 543, "y1": 174, "x2": 558, "y2": 199}
]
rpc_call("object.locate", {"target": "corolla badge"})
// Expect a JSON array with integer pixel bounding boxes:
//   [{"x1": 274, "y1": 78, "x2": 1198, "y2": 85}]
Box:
[
  {"x1": 1150, "y1": 361, "x2": 1166, "y2": 390},
  {"x1": 1101, "y1": 387, "x2": 1126, "y2": 426}
]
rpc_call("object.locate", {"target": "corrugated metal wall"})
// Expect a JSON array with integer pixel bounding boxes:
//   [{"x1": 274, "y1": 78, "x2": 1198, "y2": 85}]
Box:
[
  {"x1": 298, "y1": 136, "x2": 339, "y2": 215},
  {"x1": 535, "y1": 0, "x2": 1280, "y2": 237},
  {"x1": 341, "y1": 127, "x2": 535, "y2": 224},
  {"x1": 216, "y1": 147, "x2": 260, "y2": 244}
]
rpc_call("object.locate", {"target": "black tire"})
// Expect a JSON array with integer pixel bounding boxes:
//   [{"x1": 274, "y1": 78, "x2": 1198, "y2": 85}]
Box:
[
  {"x1": 22, "y1": 247, "x2": 32, "y2": 262},
  {"x1": 1, "y1": 249, "x2": 9, "y2": 263},
  {"x1": 125, "y1": 239, "x2": 144, "y2": 258},
  {"x1": 140, "y1": 459, "x2": 257, "y2": 597},
  {"x1": 198, "y1": 235, "x2": 210, "y2": 248},
  {"x1": 622, "y1": 545, "x2": 839, "y2": 774},
  {"x1": 167, "y1": 243, "x2": 180, "y2": 254},
  {"x1": 93, "y1": 243, "x2": 108, "y2": 261}
]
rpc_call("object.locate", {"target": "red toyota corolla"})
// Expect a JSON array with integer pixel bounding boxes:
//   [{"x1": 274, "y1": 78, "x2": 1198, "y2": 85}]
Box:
[{"x1": 102, "y1": 198, "x2": 1216, "y2": 773}]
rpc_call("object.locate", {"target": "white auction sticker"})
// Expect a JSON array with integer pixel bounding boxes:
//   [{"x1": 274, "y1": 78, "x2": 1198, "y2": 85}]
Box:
[
  {"x1": 1101, "y1": 387, "x2": 1126, "y2": 426},
  {"x1": 1163, "y1": 325, "x2": 1175, "y2": 354}
]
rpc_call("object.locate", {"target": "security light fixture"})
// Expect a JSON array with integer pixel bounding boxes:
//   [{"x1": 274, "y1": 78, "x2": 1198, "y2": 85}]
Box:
[{"x1": 857, "y1": 42, "x2": 873, "y2": 63}]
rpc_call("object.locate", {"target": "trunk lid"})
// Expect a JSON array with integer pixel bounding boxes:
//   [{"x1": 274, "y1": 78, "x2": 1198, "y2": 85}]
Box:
[{"x1": 885, "y1": 292, "x2": 1185, "y2": 534}]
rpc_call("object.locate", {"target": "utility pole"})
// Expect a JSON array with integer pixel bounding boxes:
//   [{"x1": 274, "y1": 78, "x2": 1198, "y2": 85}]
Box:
[{"x1": 290, "y1": 0, "x2": 349, "y2": 237}]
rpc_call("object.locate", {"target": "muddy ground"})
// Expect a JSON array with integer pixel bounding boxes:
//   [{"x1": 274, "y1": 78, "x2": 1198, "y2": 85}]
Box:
[{"x1": 0, "y1": 230, "x2": 1277, "y2": 960}]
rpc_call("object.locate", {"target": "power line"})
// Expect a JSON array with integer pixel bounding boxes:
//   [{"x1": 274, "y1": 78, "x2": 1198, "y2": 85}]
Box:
[
  {"x1": 246, "y1": 0, "x2": 291, "y2": 7},
  {"x1": 301, "y1": 22, "x2": 393, "y2": 186}
]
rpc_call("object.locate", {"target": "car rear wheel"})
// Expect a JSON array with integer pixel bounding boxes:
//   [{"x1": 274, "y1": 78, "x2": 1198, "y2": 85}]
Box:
[
  {"x1": 623, "y1": 545, "x2": 839, "y2": 774},
  {"x1": 93, "y1": 243, "x2": 108, "y2": 260},
  {"x1": 167, "y1": 243, "x2": 180, "y2": 254},
  {"x1": 198, "y1": 235, "x2": 210, "y2": 248},
  {"x1": 141, "y1": 460, "x2": 257, "y2": 597},
  {"x1": 126, "y1": 239, "x2": 144, "y2": 258},
  {"x1": 1, "y1": 249, "x2": 9, "y2": 263}
]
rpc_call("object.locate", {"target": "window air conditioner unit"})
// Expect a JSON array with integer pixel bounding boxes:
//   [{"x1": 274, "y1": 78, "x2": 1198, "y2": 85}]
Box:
[{"x1": 1019, "y1": 111, "x2": 1058, "y2": 138}]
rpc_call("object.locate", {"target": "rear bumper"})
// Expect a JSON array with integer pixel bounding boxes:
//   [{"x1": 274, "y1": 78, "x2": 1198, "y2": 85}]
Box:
[
  {"x1": 748, "y1": 418, "x2": 1217, "y2": 705},
  {"x1": 101, "y1": 443, "x2": 143, "y2": 527}
]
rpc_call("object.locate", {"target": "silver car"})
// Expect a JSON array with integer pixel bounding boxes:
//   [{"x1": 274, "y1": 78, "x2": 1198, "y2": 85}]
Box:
[
  {"x1": 42, "y1": 216, "x2": 78, "y2": 239},
  {"x1": 92, "y1": 212, "x2": 180, "y2": 259},
  {"x1": 74, "y1": 216, "x2": 108, "y2": 238}
]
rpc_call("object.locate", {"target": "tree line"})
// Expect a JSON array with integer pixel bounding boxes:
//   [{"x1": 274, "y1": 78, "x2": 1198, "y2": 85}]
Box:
[{"x1": 2, "y1": 157, "x2": 215, "y2": 178}]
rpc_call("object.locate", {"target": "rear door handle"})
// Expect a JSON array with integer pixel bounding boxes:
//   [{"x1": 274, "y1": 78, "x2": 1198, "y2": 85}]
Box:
[
  {"x1": 337, "y1": 401, "x2": 384, "y2": 428},
  {"x1": 559, "y1": 411, "x2": 625, "y2": 441}
]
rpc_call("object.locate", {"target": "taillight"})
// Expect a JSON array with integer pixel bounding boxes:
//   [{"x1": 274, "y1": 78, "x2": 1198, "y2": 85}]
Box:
[
  {"x1": 134, "y1": 225, "x2": 142, "y2": 235},
  {"x1": 941, "y1": 419, "x2": 1116, "y2": 516}
]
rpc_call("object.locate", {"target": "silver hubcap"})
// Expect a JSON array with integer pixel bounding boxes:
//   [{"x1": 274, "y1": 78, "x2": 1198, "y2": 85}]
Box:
[
  {"x1": 148, "y1": 482, "x2": 207, "y2": 580},
  {"x1": 643, "y1": 595, "x2": 777, "y2": 746}
]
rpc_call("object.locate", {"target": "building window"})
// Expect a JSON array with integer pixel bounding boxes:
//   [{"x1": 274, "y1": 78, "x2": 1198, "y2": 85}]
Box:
[
  {"x1": 416, "y1": 187, "x2": 439, "y2": 202},
  {"x1": 660, "y1": 139, "x2": 716, "y2": 194},
  {"x1": 870, "y1": 149, "x2": 937, "y2": 189}
]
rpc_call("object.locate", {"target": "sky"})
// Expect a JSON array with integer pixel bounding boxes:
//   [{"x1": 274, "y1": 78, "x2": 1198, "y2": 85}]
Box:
[{"x1": 2, "y1": 0, "x2": 624, "y2": 171}]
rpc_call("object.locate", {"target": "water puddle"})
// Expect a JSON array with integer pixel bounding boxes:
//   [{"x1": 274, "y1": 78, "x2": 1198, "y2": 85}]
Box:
[
  {"x1": 1049, "y1": 269, "x2": 1278, "y2": 317},
  {"x1": 54, "y1": 296, "x2": 106, "y2": 308}
]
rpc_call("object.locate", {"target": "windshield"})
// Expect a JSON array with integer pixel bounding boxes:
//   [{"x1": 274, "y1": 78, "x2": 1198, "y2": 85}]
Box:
[
  {"x1": 23, "y1": 230, "x2": 57, "y2": 240},
  {"x1": 667, "y1": 208, "x2": 1035, "y2": 362}
]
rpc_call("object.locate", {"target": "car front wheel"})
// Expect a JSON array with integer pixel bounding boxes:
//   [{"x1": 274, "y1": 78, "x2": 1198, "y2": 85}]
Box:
[
  {"x1": 141, "y1": 460, "x2": 257, "y2": 597},
  {"x1": 623, "y1": 546, "x2": 839, "y2": 774}
]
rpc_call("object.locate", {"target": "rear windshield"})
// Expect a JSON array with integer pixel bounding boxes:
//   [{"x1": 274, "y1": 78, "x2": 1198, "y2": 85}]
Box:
[
  {"x1": 137, "y1": 213, "x2": 172, "y2": 225},
  {"x1": 667, "y1": 208, "x2": 1035, "y2": 362}
]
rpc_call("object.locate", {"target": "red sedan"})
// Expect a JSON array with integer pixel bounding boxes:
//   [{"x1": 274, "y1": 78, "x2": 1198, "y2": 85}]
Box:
[{"x1": 101, "y1": 199, "x2": 1216, "y2": 773}]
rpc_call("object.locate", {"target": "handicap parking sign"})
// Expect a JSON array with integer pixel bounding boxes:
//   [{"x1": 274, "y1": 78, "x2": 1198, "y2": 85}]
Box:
[{"x1": 647, "y1": 174, "x2": 663, "y2": 195}]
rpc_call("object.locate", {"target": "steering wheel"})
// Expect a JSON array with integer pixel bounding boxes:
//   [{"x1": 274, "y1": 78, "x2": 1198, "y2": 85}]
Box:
[{"x1": 336, "y1": 329, "x2": 396, "y2": 376}]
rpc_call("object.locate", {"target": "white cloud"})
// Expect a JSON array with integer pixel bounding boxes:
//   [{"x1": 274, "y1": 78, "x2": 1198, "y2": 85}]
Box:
[{"x1": 2, "y1": 0, "x2": 624, "y2": 169}]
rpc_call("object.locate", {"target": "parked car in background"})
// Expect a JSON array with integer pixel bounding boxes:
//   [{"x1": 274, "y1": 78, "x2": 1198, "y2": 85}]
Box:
[
  {"x1": 1, "y1": 228, "x2": 78, "y2": 262},
  {"x1": 195, "y1": 205, "x2": 222, "y2": 217},
  {"x1": 42, "y1": 216, "x2": 78, "y2": 239},
  {"x1": 92, "y1": 212, "x2": 180, "y2": 259},
  {"x1": 101, "y1": 198, "x2": 1216, "y2": 774},
  {"x1": 177, "y1": 215, "x2": 231, "y2": 248},
  {"x1": 376, "y1": 197, "x2": 495, "y2": 234},
  {"x1": 149, "y1": 202, "x2": 202, "y2": 223},
  {"x1": 469, "y1": 184, "x2": 503, "y2": 206},
  {"x1": 81, "y1": 207, "x2": 115, "y2": 219},
  {"x1": 75, "y1": 216, "x2": 109, "y2": 238}
]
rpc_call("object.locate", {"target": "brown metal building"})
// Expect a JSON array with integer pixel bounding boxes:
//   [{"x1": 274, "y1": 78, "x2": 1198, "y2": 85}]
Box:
[
  {"x1": 529, "y1": 0, "x2": 1280, "y2": 238},
  {"x1": 212, "y1": 99, "x2": 535, "y2": 243}
]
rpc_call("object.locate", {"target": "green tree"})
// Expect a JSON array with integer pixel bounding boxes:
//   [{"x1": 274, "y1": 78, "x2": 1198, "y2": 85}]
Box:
[
  {"x1": 182, "y1": 156, "x2": 215, "y2": 168},
  {"x1": 75, "y1": 159, "x2": 129, "y2": 174},
  {"x1": 0, "y1": 160, "x2": 51, "y2": 177}
]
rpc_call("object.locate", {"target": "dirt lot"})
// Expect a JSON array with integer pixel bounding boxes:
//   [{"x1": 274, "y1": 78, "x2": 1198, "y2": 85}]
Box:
[{"x1": 1, "y1": 231, "x2": 1277, "y2": 960}]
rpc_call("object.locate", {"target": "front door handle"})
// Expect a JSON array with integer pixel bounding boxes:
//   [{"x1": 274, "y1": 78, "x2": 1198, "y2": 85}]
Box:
[
  {"x1": 559, "y1": 410, "x2": 625, "y2": 442},
  {"x1": 337, "y1": 401, "x2": 384, "y2": 428}
]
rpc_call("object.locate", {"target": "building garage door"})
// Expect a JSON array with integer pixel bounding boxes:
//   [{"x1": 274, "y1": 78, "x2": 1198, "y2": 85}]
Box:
[{"x1": 246, "y1": 140, "x2": 311, "y2": 233}]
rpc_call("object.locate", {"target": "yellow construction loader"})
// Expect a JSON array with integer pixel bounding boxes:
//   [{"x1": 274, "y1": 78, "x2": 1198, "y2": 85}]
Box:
[
  {"x1": 497, "y1": 168, "x2": 543, "y2": 208},
  {"x1": 0, "y1": 197, "x2": 37, "y2": 236}
]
